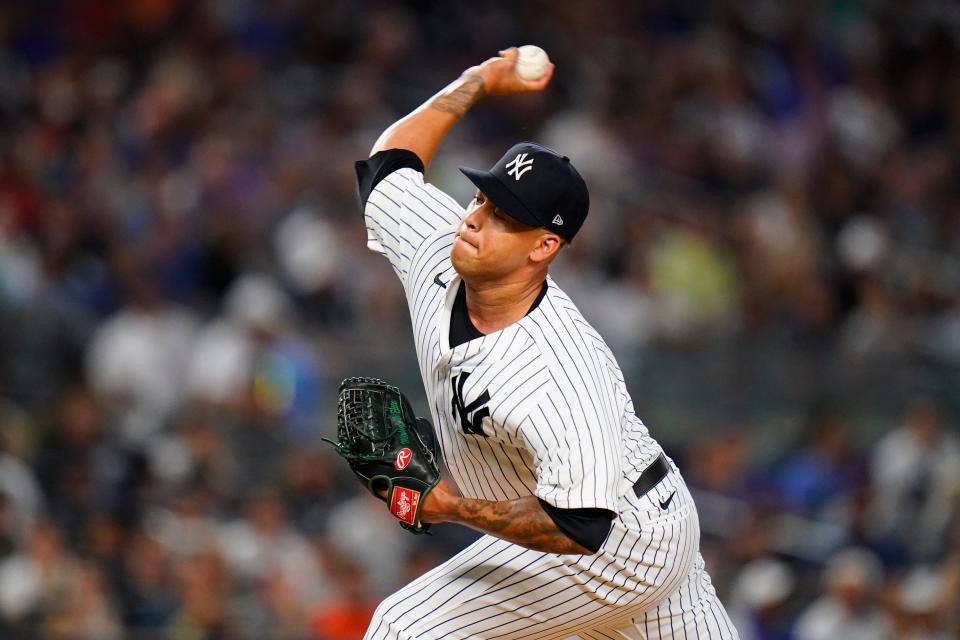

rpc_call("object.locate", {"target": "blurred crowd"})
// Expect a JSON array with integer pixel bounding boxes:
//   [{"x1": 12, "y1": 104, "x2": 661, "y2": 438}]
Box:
[{"x1": 0, "y1": 0, "x2": 959, "y2": 638}]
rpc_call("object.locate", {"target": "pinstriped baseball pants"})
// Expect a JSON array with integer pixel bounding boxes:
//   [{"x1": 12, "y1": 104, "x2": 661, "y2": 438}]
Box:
[{"x1": 364, "y1": 466, "x2": 739, "y2": 639}]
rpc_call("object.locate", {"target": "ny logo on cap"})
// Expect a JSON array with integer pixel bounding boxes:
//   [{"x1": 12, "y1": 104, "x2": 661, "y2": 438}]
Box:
[{"x1": 505, "y1": 153, "x2": 534, "y2": 181}]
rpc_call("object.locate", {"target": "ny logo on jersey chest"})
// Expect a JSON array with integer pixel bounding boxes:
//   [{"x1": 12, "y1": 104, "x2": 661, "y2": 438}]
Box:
[{"x1": 451, "y1": 371, "x2": 490, "y2": 437}]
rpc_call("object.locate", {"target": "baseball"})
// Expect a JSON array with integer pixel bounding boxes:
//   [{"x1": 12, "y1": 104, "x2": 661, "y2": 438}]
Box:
[{"x1": 514, "y1": 45, "x2": 550, "y2": 81}]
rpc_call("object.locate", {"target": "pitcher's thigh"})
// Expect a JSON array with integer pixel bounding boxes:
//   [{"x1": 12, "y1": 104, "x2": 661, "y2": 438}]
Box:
[
  {"x1": 609, "y1": 553, "x2": 740, "y2": 640},
  {"x1": 364, "y1": 536, "x2": 605, "y2": 640},
  {"x1": 364, "y1": 533, "x2": 683, "y2": 640}
]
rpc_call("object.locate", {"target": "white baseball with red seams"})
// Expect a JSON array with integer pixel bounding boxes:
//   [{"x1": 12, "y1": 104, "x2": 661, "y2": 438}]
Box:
[{"x1": 515, "y1": 45, "x2": 550, "y2": 81}]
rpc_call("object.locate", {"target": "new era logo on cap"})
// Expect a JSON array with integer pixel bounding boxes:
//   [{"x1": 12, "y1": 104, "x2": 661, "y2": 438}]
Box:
[{"x1": 458, "y1": 142, "x2": 590, "y2": 242}]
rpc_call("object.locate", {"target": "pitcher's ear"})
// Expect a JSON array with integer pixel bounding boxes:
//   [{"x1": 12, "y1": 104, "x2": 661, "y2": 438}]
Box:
[{"x1": 530, "y1": 233, "x2": 563, "y2": 264}]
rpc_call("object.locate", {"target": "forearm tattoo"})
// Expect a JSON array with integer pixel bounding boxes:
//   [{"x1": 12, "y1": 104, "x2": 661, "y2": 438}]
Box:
[
  {"x1": 450, "y1": 495, "x2": 590, "y2": 555},
  {"x1": 431, "y1": 73, "x2": 486, "y2": 116}
]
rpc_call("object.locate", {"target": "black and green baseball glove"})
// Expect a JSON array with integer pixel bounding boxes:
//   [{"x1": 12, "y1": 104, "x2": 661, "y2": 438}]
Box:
[{"x1": 326, "y1": 377, "x2": 441, "y2": 533}]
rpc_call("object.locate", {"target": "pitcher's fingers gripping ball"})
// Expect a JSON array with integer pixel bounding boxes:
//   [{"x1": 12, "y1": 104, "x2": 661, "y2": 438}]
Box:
[{"x1": 326, "y1": 377, "x2": 440, "y2": 533}]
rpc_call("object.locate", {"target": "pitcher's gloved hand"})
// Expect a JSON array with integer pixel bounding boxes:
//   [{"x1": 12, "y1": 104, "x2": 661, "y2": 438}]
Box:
[{"x1": 325, "y1": 377, "x2": 441, "y2": 533}]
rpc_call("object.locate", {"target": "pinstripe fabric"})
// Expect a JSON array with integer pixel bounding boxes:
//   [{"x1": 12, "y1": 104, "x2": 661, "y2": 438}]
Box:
[
  {"x1": 364, "y1": 475, "x2": 737, "y2": 639},
  {"x1": 361, "y1": 167, "x2": 738, "y2": 639}
]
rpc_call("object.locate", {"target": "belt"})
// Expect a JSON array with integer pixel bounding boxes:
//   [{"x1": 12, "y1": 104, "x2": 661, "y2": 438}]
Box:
[{"x1": 632, "y1": 454, "x2": 669, "y2": 498}]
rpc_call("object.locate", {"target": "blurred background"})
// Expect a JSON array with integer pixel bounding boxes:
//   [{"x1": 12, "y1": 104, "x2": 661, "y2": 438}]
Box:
[{"x1": 0, "y1": 0, "x2": 959, "y2": 638}]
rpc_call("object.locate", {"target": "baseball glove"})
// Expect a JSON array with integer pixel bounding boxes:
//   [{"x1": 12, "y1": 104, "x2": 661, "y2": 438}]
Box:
[{"x1": 325, "y1": 377, "x2": 440, "y2": 533}]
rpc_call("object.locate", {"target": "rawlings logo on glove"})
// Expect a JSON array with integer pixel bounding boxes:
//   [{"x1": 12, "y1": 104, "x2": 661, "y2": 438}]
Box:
[
  {"x1": 325, "y1": 377, "x2": 441, "y2": 533},
  {"x1": 395, "y1": 448, "x2": 413, "y2": 470},
  {"x1": 391, "y1": 487, "x2": 420, "y2": 525}
]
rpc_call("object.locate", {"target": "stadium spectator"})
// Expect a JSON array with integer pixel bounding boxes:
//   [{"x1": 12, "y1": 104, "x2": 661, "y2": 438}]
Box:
[
  {"x1": 793, "y1": 547, "x2": 893, "y2": 640},
  {"x1": 728, "y1": 557, "x2": 796, "y2": 640},
  {"x1": 870, "y1": 398, "x2": 960, "y2": 561}
]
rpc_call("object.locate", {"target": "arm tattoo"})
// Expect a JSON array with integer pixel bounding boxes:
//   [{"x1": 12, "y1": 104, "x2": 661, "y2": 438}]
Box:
[
  {"x1": 449, "y1": 495, "x2": 591, "y2": 555},
  {"x1": 431, "y1": 73, "x2": 486, "y2": 116}
]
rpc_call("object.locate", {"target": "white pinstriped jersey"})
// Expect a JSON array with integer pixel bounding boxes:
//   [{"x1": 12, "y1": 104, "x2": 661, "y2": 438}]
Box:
[{"x1": 364, "y1": 167, "x2": 666, "y2": 512}]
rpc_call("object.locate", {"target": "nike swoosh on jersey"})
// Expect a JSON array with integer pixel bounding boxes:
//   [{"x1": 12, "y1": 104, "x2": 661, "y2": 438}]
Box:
[
  {"x1": 659, "y1": 491, "x2": 676, "y2": 510},
  {"x1": 433, "y1": 273, "x2": 447, "y2": 288}
]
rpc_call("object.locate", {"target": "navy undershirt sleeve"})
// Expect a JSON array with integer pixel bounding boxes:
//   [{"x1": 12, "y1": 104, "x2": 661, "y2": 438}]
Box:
[
  {"x1": 355, "y1": 148, "x2": 425, "y2": 209},
  {"x1": 538, "y1": 499, "x2": 616, "y2": 553}
]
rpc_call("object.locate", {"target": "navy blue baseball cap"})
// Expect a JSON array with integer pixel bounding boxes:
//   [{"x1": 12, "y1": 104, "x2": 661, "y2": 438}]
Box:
[{"x1": 459, "y1": 142, "x2": 589, "y2": 242}]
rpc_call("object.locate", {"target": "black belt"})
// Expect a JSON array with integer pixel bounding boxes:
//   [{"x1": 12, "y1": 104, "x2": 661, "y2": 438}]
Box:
[{"x1": 632, "y1": 454, "x2": 669, "y2": 498}]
